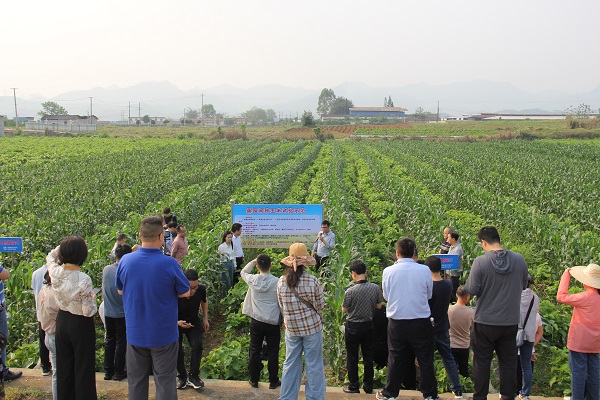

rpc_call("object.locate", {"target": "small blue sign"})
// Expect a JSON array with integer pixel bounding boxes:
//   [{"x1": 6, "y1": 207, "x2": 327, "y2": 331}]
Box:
[
  {"x1": 433, "y1": 253, "x2": 459, "y2": 270},
  {"x1": 0, "y1": 237, "x2": 23, "y2": 252}
]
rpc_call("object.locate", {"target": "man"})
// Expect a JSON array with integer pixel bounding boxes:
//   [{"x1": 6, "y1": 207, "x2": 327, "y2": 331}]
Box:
[
  {"x1": 177, "y1": 269, "x2": 209, "y2": 390},
  {"x1": 425, "y1": 256, "x2": 464, "y2": 399},
  {"x1": 171, "y1": 225, "x2": 188, "y2": 265},
  {"x1": 162, "y1": 207, "x2": 177, "y2": 229},
  {"x1": 102, "y1": 244, "x2": 132, "y2": 381},
  {"x1": 110, "y1": 233, "x2": 127, "y2": 260},
  {"x1": 311, "y1": 220, "x2": 336, "y2": 269},
  {"x1": 439, "y1": 227, "x2": 452, "y2": 254},
  {"x1": 163, "y1": 222, "x2": 177, "y2": 256},
  {"x1": 0, "y1": 263, "x2": 22, "y2": 382},
  {"x1": 231, "y1": 223, "x2": 244, "y2": 269},
  {"x1": 448, "y1": 286, "x2": 474, "y2": 379},
  {"x1": 464, "y1": 226, "x2": 528, "y2": 400},
  {"x1": 241, "y1": 255, "x2": 281, "y2": 389},
  {"x1": 342, "y1": 260, "x2": 382, "y2": 394},
  {"x1": 31, "y1": 263, "x2": 51, "y2": 376},
  {"x1": 377, "y1": 238, "x2": 437, "y2": 400},
  {"x1": 447, "y1": 231, "x2": 464, "y2": 302},
  {"x1": 116, "y1": 216, "x2": 190, "y2": 400}
]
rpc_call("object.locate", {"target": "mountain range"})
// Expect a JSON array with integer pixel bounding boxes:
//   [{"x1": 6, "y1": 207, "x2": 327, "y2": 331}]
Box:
[{"x1": 1, "y1": 80, "x2": 599, "y2": 121}]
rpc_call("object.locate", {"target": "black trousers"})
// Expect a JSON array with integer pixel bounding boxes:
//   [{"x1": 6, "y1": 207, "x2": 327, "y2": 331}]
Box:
[
  {"x1": 103, "y1": 316, "x2": 127, "y2": 376},
  {"x1": 450, "y1": 276, "x2": 460, "y2": 303},
  {"x1": 249, "y1": 318, "x2": 280, "y2": 384},
  {"x1": 382, "y1": 318, "x2": 437, "y2": 399},
  {"x1": 314, "y1": 255, "x2": 329, "y2": 270},
  {"x1": 39, "y1": 322, "x2": 51, "y2": 370},
  {"x1": 56, "y1": 310, "x2": 97, "y2": 400},
  {"x1": 345, "y1": 321, "x2": 374, "y2": 392},
  {"x1": 452, "y1": 347, "x2": 470, "y2": 377},
  {"x1": 177, "y1": 325, "x2": 204, "y2": 380},
  {"x1": 471, "y1": 323, "x2": 518, "y2": 400}
]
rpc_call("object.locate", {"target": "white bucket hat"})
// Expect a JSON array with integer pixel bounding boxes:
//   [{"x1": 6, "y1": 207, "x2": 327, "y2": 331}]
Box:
[{"x1": 570, "y1": 263, "x2": 600, "y2": 289}]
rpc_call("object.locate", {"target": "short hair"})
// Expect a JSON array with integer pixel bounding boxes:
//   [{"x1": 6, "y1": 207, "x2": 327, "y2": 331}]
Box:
[
  {"x1": 256, "y1": 254, "x2": 272, "y2": 272},
  {"x1": 163, "y1": 207, "x2": 171, "y2": 214},
  {"x1": 140, "y1": 216, "x2": 164, "y2": 240},
  {"x1": 425, "y1": 256, "x2": 442, "y2": 273},
  {"x1": 115, "y1": 244, "x2": 132, "y2": 260},
  {"x1": 478, "y1": 226, "x2": 500, "y2": 245},
  {"x1": 58, "y1": 236, "x2": 88, "y2": 266},
  {"x1": 450, "y1": 232, "x2": 459, "y2": 241},
  {"x1": 117, "y1": 233, "x2": 127, "y2": 241},
  {"x1": 349, "y1": 260, "x2": 367, "y2": 275},
  {"x1": 176, "y1": 225, "x2": 185, "y2": 234},
  {"x1": 167, "y1": 221, "x2": 178, "y2": 229},
  {"x1": 321, "y1": 220, "x2": 331, "y2": 227},
  {"x1": 184, "y1": 269, "x2": 199, "y2": 281},
  {"x1": 231, "y1": 222, "x2": 242, "y2": 233},
  {"x1": 456, "y1": 285, "x2": 469, "y2": 298},
  {"x1": 396, "y1": 238, "x2": 416, "y2": 258}
]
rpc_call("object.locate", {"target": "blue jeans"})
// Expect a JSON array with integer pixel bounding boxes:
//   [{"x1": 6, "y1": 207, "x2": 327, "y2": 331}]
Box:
[
  {"x1": 279, "y1": 330, "x2": 326, "y2": 400},
  {"x1": 569, "y1": 350, "x2": 599, "y2": 400},
  {"x1": 0, "y1": 306, "x2": 7, "y2": 373},
  {"x1": 220, "y1": 261, "x2": 234, "y2": 295},
  {"x1": 45, "y1": 333, "x2": 58, "y2": 400},
  {"x1": 435, "y1": 329, "x2": 463, "y2": 393},
  {"x1": 518, "y1": 340, "x2": 534, "y2": 396}
]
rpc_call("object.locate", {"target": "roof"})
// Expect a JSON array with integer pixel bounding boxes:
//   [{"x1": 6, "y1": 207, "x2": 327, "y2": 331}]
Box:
[{"x1": 349, "y1": 107, "x2": 408, "y2": 112}]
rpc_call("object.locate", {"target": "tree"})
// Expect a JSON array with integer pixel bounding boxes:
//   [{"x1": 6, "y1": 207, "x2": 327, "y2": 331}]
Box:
[
  {"x1": 317, "y1": 88, "x2": 336, "y2": 115},
  {"x1": 329, "y1": 97, "x2": 354, "y2": 115},
  {"x1": 185, "y1": 108, "x2": 199, "y2": 119},
  {"x1": 314, "y1": 127, "x2": 325, "y2": 142},
  {"x1": 201, "y1": 104, "x2": 216, "y2": 118},
  {"x1": 266, "y1": 109, "x2": 277, "y2": 122},
  {"x1": 38, "y1": 101, "x2": 68, "y2": 118},
  {"x1": 565, "y1": 103, "x2": 592, "y2": 118},
  {"x1": 387, "y1": 95, "x2": 394, "y2": 107},
  {"x1": 142, "y1": 115, "x2": 150, "y2": 124},
  {"x1": 241, "y1": 106, "x2": 276, "y2": 124},
  {"x1": 301, "y1": 111, "x2": 315, "y2": 126},
  {"x1": 413, "y1": 107, "x2": 432, "y2": 120}
]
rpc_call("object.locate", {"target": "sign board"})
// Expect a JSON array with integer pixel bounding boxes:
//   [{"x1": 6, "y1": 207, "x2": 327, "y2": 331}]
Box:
[
  {"x1": 433, "y1": 253, "x2": 459, "y2": 270},
  {"x1": 0, "y1": 237, "x2": 23, "y2": 252},
  {"x1": 232, "y1": 204, "x2": 323, "y2": 248}
]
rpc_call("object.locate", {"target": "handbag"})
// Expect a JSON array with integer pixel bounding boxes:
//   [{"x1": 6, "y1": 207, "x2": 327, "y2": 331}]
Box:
[{"x1": 516, "y1": 297, "x2": 534, "y2": 347}]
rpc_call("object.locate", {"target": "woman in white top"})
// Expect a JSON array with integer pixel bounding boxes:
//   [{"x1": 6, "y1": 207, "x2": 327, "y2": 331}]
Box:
[
  {"x1": 47, "y1": 236, "x2": 97, "y2": 400},
  {"x1": 217, "y1": 231, "x2": 235, "y2": 295}
]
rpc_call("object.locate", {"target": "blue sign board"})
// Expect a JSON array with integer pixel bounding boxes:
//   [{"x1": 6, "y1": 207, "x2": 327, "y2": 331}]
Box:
[
  {"x1": 433, "y1": 253, "x2": 459, "y2": 270},
  {"x1": 0, "y1": 237, "x2": 23, "y2": 252}
]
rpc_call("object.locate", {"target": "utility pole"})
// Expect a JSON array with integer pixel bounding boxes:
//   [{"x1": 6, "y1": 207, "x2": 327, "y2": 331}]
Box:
[
  {"x1": 437, "y1": 101, "x2": 440, "y2": 122},
  {"x1": 89, "y1": 97, "x2": 93, "y2": 125},
  {"x1": 138, "y1": 103, "x2": 141, "y2": 126},
  {"x1": 10, "y1": 88, "x2": 18, "y2": 127},
  {"x1": 128, "y1": 102, "x2": 131, "y2": 125},
  {"x1": 201, "y1": 93, "x2": 204, "y2": 109}
]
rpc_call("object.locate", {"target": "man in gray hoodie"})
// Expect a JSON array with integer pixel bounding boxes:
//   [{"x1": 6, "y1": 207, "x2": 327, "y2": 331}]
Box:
[
  {"x1": 241, "y1": 254, "x2": 282, "y2": 389},
  {"x1": 465, "y1": 226, "x2": 528, "y2": 400}
]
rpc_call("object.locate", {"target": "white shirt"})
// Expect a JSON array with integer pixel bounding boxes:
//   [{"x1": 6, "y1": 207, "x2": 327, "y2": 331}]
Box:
[
  {"x1": 382, "y1": 258, "x2": 432, "y2": 320},
  {"x1": 218, "y1": 242, "x2": 235, "y2": 263},
  {"x1": 31, "y1": 264, "x2": 48, "y2": 307},
  {"x1": 232, "y1": 234, "x2": 244, "y2": 258},
  {"x1": 312, "y1": 231, "x2": 336, "y2": 257}
]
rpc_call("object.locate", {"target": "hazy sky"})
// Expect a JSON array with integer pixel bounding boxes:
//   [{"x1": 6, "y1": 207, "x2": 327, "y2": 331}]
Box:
[{"x1": 2, "y1": 0, "x2": 599, "y2": 98}]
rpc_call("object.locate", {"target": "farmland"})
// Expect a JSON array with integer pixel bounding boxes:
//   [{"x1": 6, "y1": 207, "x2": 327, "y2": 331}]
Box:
[{"x1": 1, "y1": 132, "x2": 599, "y2": 396}]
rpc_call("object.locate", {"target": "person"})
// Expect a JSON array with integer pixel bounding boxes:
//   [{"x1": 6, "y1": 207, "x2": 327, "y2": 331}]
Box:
[
  {"x1": 447, "y1": 231, "x2": 463, "y2": 302},
  {"x1": 110, "y1": 233, "x2": 127, "y2": 260},
  {"x1": 171, "y1": 225, "x2": 188, "y2": 265},
  {"x1": 341, "y1": 260, "x2": 382, "y2": 394},
  {"x1": 277, "y1": 243, "x2": 326, "y2": 400},
  {"x1": 0, "y1": 261, "x2": 22, "y2": 383},
  {"x1": 47, "y1": 236, "x2": 98, "y2": 399},
  {"x1": 241, "y1": 255, "x2": 282, "y2": 389},
  {"x1": 32, "y1": 263, "x2": 51, "y2": 376},
  {"x1": 464, "y1": 226, "x2": 528, "y2": 400},
  {"x1": 377, "y1": 238, "x2": 437, "y2": 400},
  {"x1": 556, "y1": 263, "x2": 600, "y2": 400},
  {"x1": 439, "y1": 227, "x2": 452, "y2": 254},
  {"x1": 162, "y1": 207, "x2": 177, "y2": 229},
  {"x1": 425, "y1": 255, "x2": 464, "y2": 399},
  {"x1": 163, "y1": 222, "x2": 177, "y2": 256},
  {"x1": 231, "y1": 223, "x2": 244, "y2": 284},
  {"x1": 102, "y1": 244, "x2": 132, "y2": 381},
  {"x1": 37, "y1": 271, "x2": 59, "y2": 400},
  {"x1": 177, "y1": 269, "x2": 209, "y2": 390},
  {"x1": 218, "y1": 231, "x2": 236, "y2": 294},
  {"x1": 311, "y1": 220, "x2": 335, "y2": 270},
  {"x1": 448, "y1": 286, "x2": 474, "y2": 379},
  {"x1": 116, "y1": 216, "x2": 190, "y2": 400},
  {"x1": 517, "y1": 313, "x2": 543, "y2": 397},
  {"x1": 517, "y1": 275, "x2": 540, "y2": 400}
]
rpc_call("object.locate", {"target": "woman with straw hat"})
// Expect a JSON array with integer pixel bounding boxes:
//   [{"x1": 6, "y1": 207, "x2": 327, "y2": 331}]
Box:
[
  {"x1": 277, "y1": 243, "x2": 326, "y2": 400},
  {"x1": 556, "y1": 263, "x2": 600, "y2": 400}
]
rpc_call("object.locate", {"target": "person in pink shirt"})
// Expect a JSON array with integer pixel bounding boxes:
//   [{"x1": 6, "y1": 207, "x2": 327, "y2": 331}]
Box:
[
  {"x1": 556, "y1": 263, "x2": 600, "y2": 400},
  {"x1": 171, "y1": 226, "x2": 189, "y2": 265}
]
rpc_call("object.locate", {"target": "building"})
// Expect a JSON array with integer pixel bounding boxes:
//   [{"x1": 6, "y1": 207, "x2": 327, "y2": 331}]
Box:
[
  {"x1": 42, "y1": 114, "x2": 99, "y2": 123},
  {"x1": 349, "y1": 107, "x2": 408, "y2": 118},
  {"x1": 464, "y1": 113, "x2": 567, "y2": 121}
]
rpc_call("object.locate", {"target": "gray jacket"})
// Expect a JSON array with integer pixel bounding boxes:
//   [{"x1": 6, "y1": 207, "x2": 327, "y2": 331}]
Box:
[
  {"x1": 241, "y1": 260, "x2": 281, "y2": 326},
  {"x1": 465, "y1": 249, "x2": 528, "y2": 326}
]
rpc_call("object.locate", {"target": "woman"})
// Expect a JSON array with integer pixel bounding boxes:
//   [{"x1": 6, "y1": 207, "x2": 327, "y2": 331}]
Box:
[
  {"x1": 556, "y1": 263, "x2": 600, "y2": 400},
  {"x1": 37, "y1": 271, "x2": 59, "y2": 400},
  {"x1": 517, "y1": 275, "x2": 540, "y2": 400},
  {"x1": 47, "y1": 236, "x2": 97, "y2": 400},
  {"x1": 218, "y1": 230, "x2": 236, "y2": 294},
  {"x1": 277, "y1": 243, "x2": 326, "y2": 400}
]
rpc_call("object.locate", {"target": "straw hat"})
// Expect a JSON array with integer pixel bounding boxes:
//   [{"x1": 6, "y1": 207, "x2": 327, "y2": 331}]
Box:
[
  {"x1": 280, "y1": 243, "x2": 316, "y2": 269},
  {"x1": 570, "y1": 263, "x2": 600, "y2": 289}
]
